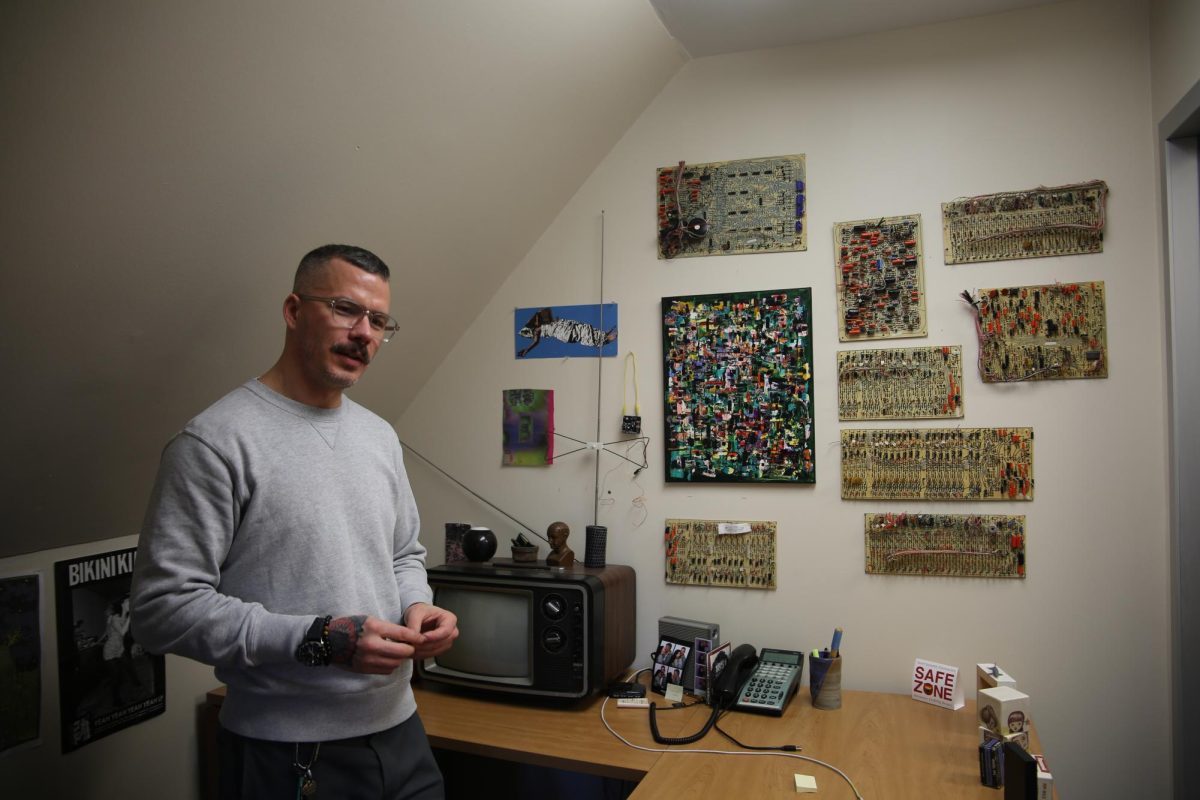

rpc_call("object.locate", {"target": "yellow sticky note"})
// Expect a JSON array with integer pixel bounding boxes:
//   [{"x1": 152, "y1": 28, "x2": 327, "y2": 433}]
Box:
[{"x1": 794, "y1": 773, "x2": 817, "y2": 793}]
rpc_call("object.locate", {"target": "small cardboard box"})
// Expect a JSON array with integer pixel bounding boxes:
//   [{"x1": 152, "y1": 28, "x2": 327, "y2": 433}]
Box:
[
  {"x1": 975, "y1": 662, "x2": 1017, "y2": 693},
  {"x1": 1034, "y1": 754, "x2": 1054, "y2": 799},
  {"x1": 978, "y1": 685, "x2": 1031, "y2": 736},
  {"x1": 979, "y1": 724, "x2": 1031, "y2": 752}
]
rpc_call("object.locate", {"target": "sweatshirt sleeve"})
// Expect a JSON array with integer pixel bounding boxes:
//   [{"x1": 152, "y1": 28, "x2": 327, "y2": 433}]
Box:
[
  {"x1": 392, "y1": 444, "x2": 432, "y2": 618},
  {"x1": 130, "y1": 432, "x2": 307, "y2": 667}
]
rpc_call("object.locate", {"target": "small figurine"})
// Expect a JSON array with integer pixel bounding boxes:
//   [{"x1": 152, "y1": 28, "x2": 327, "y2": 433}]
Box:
[{"x1": 546, "y1": 521, "x2": 575, "y2": 568}]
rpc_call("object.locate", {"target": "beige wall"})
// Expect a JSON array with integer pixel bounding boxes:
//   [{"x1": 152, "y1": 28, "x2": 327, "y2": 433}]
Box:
[
  {"x1": 1151, "y1": 0, "x2": 1200, "y2": 121},
  {"x1": 0, "y1": 2, "x2": 682, "y2": 797},
  {"x1": 401, "y1": 0, "x2": 1170, "y2": 797}
]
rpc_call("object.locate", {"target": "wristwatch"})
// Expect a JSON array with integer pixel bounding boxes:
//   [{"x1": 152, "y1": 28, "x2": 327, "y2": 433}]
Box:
[{"x1": 295, "y1": 615, "x2": 333, "y2": 667}]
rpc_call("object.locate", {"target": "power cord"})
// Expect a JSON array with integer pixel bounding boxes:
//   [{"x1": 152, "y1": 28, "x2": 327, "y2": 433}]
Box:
[
  {"x1": 599, "y1": 669, "x2": 866, "y2": 800},
  {"x1": 713, "y1": 710, "x2": 798, "y2": 752}
]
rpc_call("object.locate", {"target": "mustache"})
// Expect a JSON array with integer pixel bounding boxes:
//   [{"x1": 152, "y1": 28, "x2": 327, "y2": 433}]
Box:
[{"x1": 332, "y1": 342, "x2": 371, "y2": 365}]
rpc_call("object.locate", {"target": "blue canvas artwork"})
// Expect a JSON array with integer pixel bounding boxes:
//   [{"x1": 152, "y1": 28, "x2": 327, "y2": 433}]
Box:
[{"x1": 514, "y1": 303, "x2": 618, "y2": 358}]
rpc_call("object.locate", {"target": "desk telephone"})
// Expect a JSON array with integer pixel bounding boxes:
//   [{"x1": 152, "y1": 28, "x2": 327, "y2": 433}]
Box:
[
  {"x1": 649, "y1": 643, "x2": 804, "y2": 745},
  {"x1": 715, "y1": 644, "x2": 805, "y2": 716}
]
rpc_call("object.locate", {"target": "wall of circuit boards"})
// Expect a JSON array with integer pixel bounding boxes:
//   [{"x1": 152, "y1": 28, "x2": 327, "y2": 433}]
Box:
[
  {"x1": 864, "y1": 513, "x2": 1026, "y2": 578},
  {"x1": 834, "y1": 214, "x2": 927, "y2": 340},
  {"x1": 657, "y1": 154, "x2": 806, "y2": 259},
  {"x1": 841, "y1": 428, "x2": 1034, "y2": 500},
  {"x1": 662, "y1": 288, "x2": 814, "y2": 483},
  {"x1": 942, "y1": 180, "x2": 1108, "y2": 264},
  {"x1": 640, "y1": 147, "x2": 1113, "y2": 585},
  {"x1": 966, "y1": 281, "x2": 1107, "y2": 382},
  {"x1": 663, "y1": 519, "x2": 777, "y2": 589},
  {"x1": 838, "y1": 345, "x2": 963, "y2": 420}
]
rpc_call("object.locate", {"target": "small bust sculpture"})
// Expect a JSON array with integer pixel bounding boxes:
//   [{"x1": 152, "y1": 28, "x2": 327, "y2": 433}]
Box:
[{"x1": 545, "y1": 521, "x2": 575, "y2": 568}]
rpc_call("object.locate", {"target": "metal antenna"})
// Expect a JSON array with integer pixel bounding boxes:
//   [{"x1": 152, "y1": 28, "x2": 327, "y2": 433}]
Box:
[{"x1": 594, "y1": 210, "x2": 605, "y2": 526}]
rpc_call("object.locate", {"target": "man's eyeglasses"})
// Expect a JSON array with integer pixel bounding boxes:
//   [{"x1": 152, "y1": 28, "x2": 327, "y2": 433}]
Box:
[{"x1": 295, "y1": 294, "x2": 399, "y2": 342}]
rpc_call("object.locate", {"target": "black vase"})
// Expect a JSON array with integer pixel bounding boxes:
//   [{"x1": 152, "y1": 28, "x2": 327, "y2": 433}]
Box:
[{"x1": 463, "y1": 527, "x2": 497, "y2": 562}]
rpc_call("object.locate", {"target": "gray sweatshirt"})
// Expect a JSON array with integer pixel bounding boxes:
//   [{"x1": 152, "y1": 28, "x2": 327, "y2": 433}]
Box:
[{"x1": 131, "y1": 379, "x2": 432, "y2": 741}]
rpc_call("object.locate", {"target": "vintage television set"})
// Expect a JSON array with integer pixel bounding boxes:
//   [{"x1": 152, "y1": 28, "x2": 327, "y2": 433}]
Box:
[{"x1": 415, "y1": 562, "x2": 635, "y2": 698}]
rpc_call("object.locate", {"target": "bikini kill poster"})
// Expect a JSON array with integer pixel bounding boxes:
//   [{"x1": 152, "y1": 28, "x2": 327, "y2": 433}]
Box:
[{"x1": 54, "y1": 547, "x2": 165, "y2": 752}]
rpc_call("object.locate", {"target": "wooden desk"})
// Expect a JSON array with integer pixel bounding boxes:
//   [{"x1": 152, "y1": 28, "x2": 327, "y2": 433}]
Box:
[
  {"x1": 205, "y1": 684, "x2": 1051, "y2": 798},
  {"x1": 634, "y1": 690, "x2": 1050, "y2": 799},
  {"x1": 411, "y1": 679, "x2": 686, "y2": 782}
]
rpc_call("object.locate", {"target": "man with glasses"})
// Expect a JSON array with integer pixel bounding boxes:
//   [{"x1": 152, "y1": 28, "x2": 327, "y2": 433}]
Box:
[{"x1": 131, "y1": 244, "x2": 457, "y2": 799}]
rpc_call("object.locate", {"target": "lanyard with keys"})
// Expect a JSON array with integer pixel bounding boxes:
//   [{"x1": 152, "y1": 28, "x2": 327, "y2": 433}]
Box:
[{"x1": 293, "y1": 742, "x2": 321, "y2": 799}]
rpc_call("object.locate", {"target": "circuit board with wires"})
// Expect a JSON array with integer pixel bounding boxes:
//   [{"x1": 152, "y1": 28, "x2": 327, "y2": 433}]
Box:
[
  {"x1": 663, "y1": 518, "x2": 776, "y2": 589},
  {"x1": 963, "y1": 281, "x2": 1107, "y2": 382},
  {"x1": 942, "y1": 180, "x2": 1107, "y2": 264},
  {"x1": 656, "y1": 155, "x2": 806, "y2": 259},
  {"x1": 864, "y1": 513, "x2": 1026, "y2": 578},
  {"x1": 834, "y1": 214, "x2": 927, "y2": 341},
  {"x1": 837, "y1": 345, "x2": 963, "y2": 420},
  {"x1": 841, "y1": 427, "x2": 1034, "y2": 500}
]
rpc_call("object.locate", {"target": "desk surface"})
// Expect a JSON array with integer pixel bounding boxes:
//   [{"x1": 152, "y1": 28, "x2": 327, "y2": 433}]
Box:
[
  {"x1": 633, "y1": 690, "x2": 1048, "y2": 799},
  {"x1": 208, "y1": 681, "x2": 1050, "y2": 798}
]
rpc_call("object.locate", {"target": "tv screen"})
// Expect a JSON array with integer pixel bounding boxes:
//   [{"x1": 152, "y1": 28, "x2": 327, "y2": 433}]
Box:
[{"x1": 432, "y1": 586, "x2": 530, "y2": 678}]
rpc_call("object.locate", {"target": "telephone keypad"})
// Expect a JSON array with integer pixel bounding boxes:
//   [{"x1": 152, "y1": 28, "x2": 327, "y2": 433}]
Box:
[{"x1": 735, "y1": 649, "x2": 804, "y2": 716}]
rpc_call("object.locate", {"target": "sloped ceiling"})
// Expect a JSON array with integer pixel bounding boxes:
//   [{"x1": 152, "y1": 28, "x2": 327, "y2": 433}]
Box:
[{"x1": 0, "y1": 1, "x2": 685, "y2": 558}]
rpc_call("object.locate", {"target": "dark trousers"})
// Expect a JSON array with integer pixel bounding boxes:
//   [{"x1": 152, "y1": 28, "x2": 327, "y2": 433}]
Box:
[{"x1": 217, "y1": 713, "x2": 444, "y2": 800}]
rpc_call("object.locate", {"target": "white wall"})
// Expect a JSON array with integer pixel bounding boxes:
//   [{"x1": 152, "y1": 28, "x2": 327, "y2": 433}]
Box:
[
  {"x1": 0, "y1": 536, "x2": 216, "y2": 799},
  {"x1": 1151, "y1": 0, "x2": 1200, "y2": 121},
  {"x1": 400, "y1": 0, "x2": 1170, "y2": 797}
]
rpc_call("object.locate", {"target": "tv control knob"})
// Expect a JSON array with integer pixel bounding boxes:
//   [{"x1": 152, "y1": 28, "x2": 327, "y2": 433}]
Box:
[
  {"x1": 542, "y1": 594, "x2": 566, "y2": 621},
  {"x1": 542, "y1": 627, "x2": 566, "y2": 652}
]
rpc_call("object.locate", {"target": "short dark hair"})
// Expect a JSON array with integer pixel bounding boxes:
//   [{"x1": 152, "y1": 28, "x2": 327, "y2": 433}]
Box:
[{"x1": 294, "y1": 244, "x2": 390, "y2": 292}]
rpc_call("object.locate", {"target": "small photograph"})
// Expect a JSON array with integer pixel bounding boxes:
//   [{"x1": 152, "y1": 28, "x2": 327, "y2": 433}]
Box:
[
  {"x1": 654, "y1": 639, "x2": 674, "y2": 665},
  {"x1": 651, "y1": 663, "x2": 670, "y2": 695},
  {"x1": 694, "y1": 674, "x2": 707, "y2": 693},
  {"x1": 694, "y1": 637, "x2": 712, "y2": 655},
  {"x1": 669, "y1": 644, "x2": 690, "y2": 670},
  {"x1": 706, "y1": 642, "x2": 732, "y2": 704},
  {"x1": 666, "y1": 667, "x2": 683, "y2": 687},
  {"x1": 696, "y1": 663, "x2": 707, "y2": 679}
]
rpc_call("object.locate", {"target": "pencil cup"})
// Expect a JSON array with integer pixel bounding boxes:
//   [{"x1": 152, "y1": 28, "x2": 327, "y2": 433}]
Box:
[
  {"x1": 585, "y1": 525, "x2": 607, "y2": 567},
  {"x1": 444, "y1": 523, "x2": 470, "y2": 564},
  {"x1": 809, "y1": 654, "x2": 842, "y2": 710}
]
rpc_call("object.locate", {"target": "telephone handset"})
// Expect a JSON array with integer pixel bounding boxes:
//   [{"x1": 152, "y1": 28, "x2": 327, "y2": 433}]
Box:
[{"x1": 712, "y1": 643, "x2": 760, "y2": 709}]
